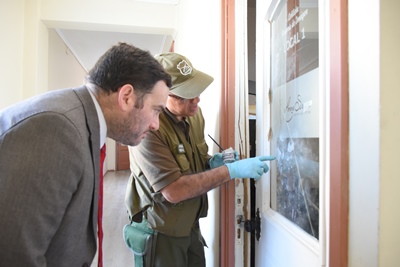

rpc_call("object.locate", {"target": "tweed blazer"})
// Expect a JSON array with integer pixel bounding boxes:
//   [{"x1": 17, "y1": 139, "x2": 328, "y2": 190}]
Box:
[{"x1": 0, "y1": 86, "x2": 101, "y2": 267}]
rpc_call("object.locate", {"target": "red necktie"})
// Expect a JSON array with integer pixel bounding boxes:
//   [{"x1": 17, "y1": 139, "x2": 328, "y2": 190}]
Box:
[{"x1": 98, "y1": 144, "x2": 106, "y2": 267}]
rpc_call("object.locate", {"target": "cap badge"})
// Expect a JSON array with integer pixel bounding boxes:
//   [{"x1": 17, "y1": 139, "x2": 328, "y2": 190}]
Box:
[{"x1": 177, "y1": 60, "x2": 192, "y2": 76}]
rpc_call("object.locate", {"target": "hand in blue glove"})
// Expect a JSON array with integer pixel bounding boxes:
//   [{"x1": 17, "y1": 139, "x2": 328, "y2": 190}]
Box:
[
  {"x1": 226, "y1": 156, "x2": 275, "y2": 180},
  {"x1": 209, "y1": 150, "x2": 239, "y2": 169}
]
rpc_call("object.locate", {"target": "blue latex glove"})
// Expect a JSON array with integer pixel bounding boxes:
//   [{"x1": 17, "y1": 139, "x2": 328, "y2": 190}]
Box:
[
  {"x1": 226, "y1": 156, "x2": 275, "y2": 180},
  {"x1": 209, "y1": 151, "x2": 239, "y2": 169}
]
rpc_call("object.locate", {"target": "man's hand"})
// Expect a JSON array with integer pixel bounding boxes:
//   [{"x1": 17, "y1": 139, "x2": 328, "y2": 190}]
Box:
[
  {"x1": 226, "y1": 156, "x2": 275, "y2": 180},
  {"x1": 209, "y1": 150, "x2": 239, "y2": 169}
]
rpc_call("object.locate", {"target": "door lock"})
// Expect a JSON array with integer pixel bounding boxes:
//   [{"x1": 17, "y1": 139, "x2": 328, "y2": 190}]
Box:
[{"x1": 237, "y1": 208, "x2": 261, "y2": 241}]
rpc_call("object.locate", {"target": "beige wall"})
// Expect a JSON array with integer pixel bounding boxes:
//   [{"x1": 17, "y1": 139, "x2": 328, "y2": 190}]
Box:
[
  {"x1": 0, "y1": 0, "x2": 24, "y2": 109},
  {"x1": 379, "y1": 0, "x2": 400, "y2": 266}
]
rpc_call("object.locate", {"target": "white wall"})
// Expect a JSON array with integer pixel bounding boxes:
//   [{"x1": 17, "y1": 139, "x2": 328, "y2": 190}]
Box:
[
  {"x1": 349, "y1": 0, "x2": 400, "y2": 266},
  {"x1": 348, "y1": 0, "x2": 380, "y2": 266},
  {"x1": 174, "y1": 1, "x2": 222, "y2": 266},
  {"x1": 48, "y1": 29, "x2": 86, "y2": 90}
]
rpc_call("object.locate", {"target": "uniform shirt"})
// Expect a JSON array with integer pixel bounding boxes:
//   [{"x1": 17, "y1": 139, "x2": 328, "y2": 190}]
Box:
[{"x1": 127, "y1": 107, "x2": 210, "y2": 237}]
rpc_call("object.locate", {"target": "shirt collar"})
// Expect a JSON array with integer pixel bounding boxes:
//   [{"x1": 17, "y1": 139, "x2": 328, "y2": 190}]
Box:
[
  {"x1": 88, "y1": 87, "x2": 107, "y2": 148},
  {"x1": 164, "y1": 108, "x2": 189, "y2": 125}
]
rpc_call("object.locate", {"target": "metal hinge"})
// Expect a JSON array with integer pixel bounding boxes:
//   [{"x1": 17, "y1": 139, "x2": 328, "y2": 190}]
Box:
[
  {"x1": 268, "y1": 128, "x2": 272, "y2": 141},
  {"x1": 268, "y1": 88, "x2": 272, "y2": 104}
]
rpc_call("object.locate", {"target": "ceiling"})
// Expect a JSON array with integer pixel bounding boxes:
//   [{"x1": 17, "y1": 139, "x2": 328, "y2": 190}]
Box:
[
  {"x1": 57, "y1": 0, "x2": 256, "y2": 72},
  {"x1": 56, "y1": 29, "x2": 172, "y2": 72}
]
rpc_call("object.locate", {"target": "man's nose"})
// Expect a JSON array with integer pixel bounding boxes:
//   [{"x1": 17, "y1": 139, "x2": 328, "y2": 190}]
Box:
[
  {"x1": 150, "y1": 115, "x2": 160, "y2": 130},
  {"x1": 191, "y1": 96, "x2": 200, "y2": 104}
]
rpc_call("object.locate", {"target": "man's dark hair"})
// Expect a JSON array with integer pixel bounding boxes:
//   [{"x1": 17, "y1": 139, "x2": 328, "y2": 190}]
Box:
[{"x1": 86, "y1": 42, "x2": 172, "y2": 107}]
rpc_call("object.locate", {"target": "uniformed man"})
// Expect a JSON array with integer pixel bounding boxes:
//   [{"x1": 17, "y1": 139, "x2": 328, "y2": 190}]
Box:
[{"x1": 124, "y1": 52, "x2": 275, "y2": 267}]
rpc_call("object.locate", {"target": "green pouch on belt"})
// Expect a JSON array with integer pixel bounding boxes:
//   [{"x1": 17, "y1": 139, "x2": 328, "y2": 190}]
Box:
[{"x1": 123, "y1": 218, "x2": 157, "y2": 267}]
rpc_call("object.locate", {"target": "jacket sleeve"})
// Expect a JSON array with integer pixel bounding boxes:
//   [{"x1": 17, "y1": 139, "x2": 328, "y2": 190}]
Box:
[{"x1": 0, "y1": 112, "x2": 85, "y2": 266}]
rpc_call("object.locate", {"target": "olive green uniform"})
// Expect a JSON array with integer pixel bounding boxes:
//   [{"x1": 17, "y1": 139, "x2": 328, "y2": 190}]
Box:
[{"x1": 126, "y1": 107, "x2": 210, "y2": 267}]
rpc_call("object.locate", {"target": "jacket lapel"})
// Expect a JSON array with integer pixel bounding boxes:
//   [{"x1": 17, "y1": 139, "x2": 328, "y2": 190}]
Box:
[{"x1": 73, "y1": 86, "x2": 101, "y2": 239}]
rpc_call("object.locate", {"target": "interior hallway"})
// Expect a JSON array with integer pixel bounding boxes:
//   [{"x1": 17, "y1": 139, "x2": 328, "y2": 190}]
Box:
[{"x1": 91, "y1": 170, "x2": 134, "y2": 267}]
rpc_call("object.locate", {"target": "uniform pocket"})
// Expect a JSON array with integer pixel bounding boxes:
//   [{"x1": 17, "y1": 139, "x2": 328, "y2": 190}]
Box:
[{"x1": 174, "y1": 153, "x2": 190, "y2": 172}]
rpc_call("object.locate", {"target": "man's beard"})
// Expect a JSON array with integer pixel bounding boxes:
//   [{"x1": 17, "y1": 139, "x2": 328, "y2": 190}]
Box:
[{"x1": 108, "y1": 111, "x2": 141, "y2": 146}]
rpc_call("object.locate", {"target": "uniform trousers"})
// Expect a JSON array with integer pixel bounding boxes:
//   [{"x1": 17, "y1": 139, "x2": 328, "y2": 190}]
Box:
[{"x1": 153, "y1": 223, "x2": 206, "y2": 267}]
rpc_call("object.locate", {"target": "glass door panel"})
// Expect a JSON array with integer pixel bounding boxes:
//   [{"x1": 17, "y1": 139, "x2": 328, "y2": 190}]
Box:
[{"x1": 269, "y1": 0, "x2": 320, "y2": 239}]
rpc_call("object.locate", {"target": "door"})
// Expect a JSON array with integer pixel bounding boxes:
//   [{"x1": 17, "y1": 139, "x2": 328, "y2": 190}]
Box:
[
  {"x1": 253, "y1": 0, "x2": 326, "y2": 266},
  {"x1": 116, "y1": 143, "x2": 130, "y2": 171}
]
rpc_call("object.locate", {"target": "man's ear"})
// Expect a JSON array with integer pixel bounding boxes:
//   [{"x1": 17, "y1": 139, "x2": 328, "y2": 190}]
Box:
[{"x1": 117, "y1": 84, "x2": 135, "y2": 111}]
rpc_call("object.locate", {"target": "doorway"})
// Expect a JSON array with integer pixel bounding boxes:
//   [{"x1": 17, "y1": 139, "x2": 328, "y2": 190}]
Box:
[
  {"x1": 248, "y1": 0, "x2": 257, "y2": 264},
  {"x1": 249, "y1": 118, "x2": 256, "y2": 267}
]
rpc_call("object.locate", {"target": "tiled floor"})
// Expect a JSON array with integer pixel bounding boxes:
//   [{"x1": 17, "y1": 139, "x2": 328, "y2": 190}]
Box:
[{"x1": 91, "y1": 170, "x2": 134, "y2": 267}]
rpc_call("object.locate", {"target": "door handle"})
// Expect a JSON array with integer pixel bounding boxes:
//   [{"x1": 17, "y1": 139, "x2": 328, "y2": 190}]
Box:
[{"x1": 237, "y1": 208, "x2": 261, "y2": 241}]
